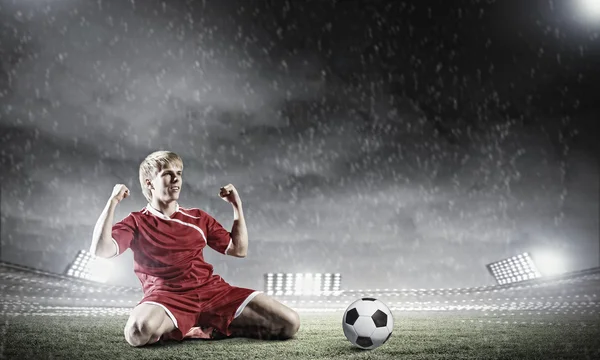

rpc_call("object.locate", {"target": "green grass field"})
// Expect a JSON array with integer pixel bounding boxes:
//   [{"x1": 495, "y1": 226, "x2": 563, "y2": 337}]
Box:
[{"x1": 1, "y1": 312, "x2": 599, "y2": 360}]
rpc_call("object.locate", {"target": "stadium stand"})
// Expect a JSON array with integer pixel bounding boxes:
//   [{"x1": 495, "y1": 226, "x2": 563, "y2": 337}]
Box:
[{"x1": 1, "y1": 261, "x2": 598, "y2": 316}]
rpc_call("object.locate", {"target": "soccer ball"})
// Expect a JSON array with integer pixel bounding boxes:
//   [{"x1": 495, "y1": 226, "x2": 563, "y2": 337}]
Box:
[{"x1": 342, "y1": 298, "x2": 394, "y2": 350}]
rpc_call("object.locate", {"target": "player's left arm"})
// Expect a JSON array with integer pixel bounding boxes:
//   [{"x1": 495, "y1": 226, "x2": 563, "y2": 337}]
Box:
[{"x1": 219, "y1": 184, "x2": 248, "y2": 258}]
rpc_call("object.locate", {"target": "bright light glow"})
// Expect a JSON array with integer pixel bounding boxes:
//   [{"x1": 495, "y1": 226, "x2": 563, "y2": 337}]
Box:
[
  {"x1": 533, "y1": 251, "x2": 566, "y2": 276},
  {"x1": 87, "y1": 257, "x2": 112, "y2": 283},
  {"x1": 577, "y1": 0, "x2": 600, "y2": 20},
  {"x1": 581, "y1": 0, "x2": 600, "y2": 14}
]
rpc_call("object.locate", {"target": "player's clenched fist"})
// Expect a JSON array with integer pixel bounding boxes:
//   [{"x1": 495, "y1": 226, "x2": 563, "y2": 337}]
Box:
[
  {"x1": 111, "y1": 184, "x2": 130, "y2": 203},
  {"x1": 219, "y1": 184, "x2": 241, "y2": 205}
]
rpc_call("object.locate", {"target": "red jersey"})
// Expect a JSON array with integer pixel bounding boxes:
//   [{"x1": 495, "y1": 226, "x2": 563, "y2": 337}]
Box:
[{"x1": 111, "y1": 203, "x2": 233, "y2": 294}]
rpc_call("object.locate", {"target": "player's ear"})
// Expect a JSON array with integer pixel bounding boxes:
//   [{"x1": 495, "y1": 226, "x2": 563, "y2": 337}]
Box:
[{"x1": 145, "y1": 178, "x2": 153, "y2": 189}]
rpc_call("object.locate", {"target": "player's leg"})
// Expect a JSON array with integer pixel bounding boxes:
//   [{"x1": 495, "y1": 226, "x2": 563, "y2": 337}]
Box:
[
  {"x1": 123, "y1": 303, "x2": 176, "y2": 347},
  {"x1": 227, "y1": 293, "x2": 300, "y2": 340}
]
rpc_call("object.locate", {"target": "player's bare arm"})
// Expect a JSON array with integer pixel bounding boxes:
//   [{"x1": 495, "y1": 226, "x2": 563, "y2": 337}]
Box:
[
  {"x1": 219, "y1": 184, "x2": 248, "y2": 258},
  {"x1": 90, "y1": 184, "x2": 130, "y2": 258}
]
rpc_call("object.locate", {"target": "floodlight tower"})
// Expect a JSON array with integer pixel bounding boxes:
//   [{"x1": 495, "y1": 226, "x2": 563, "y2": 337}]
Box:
[
  {"x1": 264, "y1": 272, "x2": 342, "y2": 296},
  {"x1": 65, "y1": 250, "x2": 111, "y2": 283},
  {"x1": 486, "y1": 253, "x2": 542, "y2": 285}
]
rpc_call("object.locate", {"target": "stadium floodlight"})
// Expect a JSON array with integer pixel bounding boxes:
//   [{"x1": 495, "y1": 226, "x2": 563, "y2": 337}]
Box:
[
  {"x1": 486, "y1": 252, "x2": 542, "y2": 285},
  {"x1": 64, "y1": 250, "x2": 112, "y2": 283},
  {"x1": 264, "y1": 272, "x2": 342, "y2": 296}
]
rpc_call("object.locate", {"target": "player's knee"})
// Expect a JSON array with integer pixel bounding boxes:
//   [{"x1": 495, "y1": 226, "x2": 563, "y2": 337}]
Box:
[
  {"x1": 281, "y1": 309, "x2": 300, "y2": 339},
  {"x1": 124, "y1": 321, "x2": 152, "y2": 347}
]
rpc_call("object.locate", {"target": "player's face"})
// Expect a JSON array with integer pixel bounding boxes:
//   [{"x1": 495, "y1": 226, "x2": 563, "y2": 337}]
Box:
[{"x1": 152, "y1": 164, "x2": 183, "y2": 202}]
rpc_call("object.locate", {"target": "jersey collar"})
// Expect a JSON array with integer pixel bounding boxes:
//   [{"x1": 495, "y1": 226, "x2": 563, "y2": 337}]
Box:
[{"x1": 145, "y1": 203, "x2": 180, "y2": 219}]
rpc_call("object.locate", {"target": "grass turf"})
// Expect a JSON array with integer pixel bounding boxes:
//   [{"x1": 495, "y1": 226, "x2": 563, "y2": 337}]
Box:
[{"x1": 1, "y1": 312, "x2": 599, "y2": 359}]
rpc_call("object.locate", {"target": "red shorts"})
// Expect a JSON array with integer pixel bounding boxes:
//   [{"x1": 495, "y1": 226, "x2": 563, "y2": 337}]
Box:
[{"x1": 139, "y1": 276, "x2": 260, "y2": 340}]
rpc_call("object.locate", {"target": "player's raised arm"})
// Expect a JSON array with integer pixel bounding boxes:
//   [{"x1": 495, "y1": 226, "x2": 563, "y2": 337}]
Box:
[
  {"x1": 90, "y1": 184, "x2": 130, "y2": 258},
  {"x1": 219, "y1": 184, "x2": 248, "y2": 258}
]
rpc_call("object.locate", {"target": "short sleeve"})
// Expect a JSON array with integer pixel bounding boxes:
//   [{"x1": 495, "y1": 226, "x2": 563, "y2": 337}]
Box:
[
  {"x1": 204, "y1": 211, "x2": 233, "y2": 254},
  {"x1": 111, "y1": 213, "x2": 137, "y2": 257}
]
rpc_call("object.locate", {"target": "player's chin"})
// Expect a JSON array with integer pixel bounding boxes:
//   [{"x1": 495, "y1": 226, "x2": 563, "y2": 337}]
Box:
[{"x1": 166, "y1": 190, "x2": 180, "y2": 199}]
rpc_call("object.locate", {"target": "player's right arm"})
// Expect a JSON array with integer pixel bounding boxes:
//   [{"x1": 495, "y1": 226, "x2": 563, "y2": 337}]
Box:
[{"x1": 90, "y1": 184, "x2": 130, "y2": 258}]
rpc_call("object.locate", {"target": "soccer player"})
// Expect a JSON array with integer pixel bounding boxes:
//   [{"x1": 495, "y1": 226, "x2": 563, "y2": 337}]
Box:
[{"x1": 90, "y1": 151, "x2": 300, "y2": 346}]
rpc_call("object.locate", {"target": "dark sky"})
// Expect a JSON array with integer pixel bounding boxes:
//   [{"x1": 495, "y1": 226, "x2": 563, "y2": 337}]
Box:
[{"x1": 0, "y1": 0, "x2": 598, "y2": 290}]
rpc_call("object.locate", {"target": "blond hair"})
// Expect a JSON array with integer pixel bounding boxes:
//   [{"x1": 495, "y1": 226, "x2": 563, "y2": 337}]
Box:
[{"x1": 139, "y1": 151, "x2": 183, "y2": 202}]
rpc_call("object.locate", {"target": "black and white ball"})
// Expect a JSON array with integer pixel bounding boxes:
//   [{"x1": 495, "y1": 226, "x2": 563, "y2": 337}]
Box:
[{"x1": 342, "y1": 298, "x2": 394, "y2": 350}]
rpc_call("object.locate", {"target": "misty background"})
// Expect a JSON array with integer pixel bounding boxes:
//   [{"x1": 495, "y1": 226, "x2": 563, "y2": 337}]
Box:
[{"x1": 0, "y1": 0, "x2": 598, "y2": 291}]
